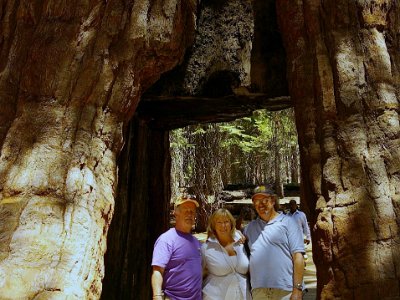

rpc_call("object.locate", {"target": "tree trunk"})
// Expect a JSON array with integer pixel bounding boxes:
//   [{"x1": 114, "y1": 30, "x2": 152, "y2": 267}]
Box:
[
  {"x1": 190, "y1": 124, "x2": 224, "y2": 232},
  {"x1": 0, "y1": 1, "x2": 196, "y2": 299},
  {"x1": 101, "y1": 116, "x2": 171, "y2": 300},
  {"x1": 273, "y1": 115, "x2": 284, "y2": 197},
  {"x1": 277, "y1": 0, "x2": 400, "y2": 298},
  {"x1": 290, "y1": 145, "x2": 300, "y2": 184}
]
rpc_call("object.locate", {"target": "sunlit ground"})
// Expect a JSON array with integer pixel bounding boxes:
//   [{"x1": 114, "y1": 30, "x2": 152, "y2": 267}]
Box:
[{"x1": 303, "y1": 242, "x2": 317, "y2": 299}]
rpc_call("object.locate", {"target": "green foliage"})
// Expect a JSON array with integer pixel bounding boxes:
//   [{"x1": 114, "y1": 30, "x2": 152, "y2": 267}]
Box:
[
  {"x1": 170, "y1": 108, "x2": 300, "y2": 204},
  {"x1": 170, "y1": 128, "x2": 192, "y2": 149},
  {"x1": 219, "y1": 123, "x2": 257, "y2": 153}
]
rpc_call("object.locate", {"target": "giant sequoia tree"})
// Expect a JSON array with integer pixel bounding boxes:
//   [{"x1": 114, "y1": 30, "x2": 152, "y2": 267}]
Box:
[
  {"x1": 277, "y1": 1, "x2": 400, "y2": 299},
  {"x1": 0, "y1": 1, "x2": 399, "y2": 300},
  {"x1": 0, "y1": 1, "x2": 196, "y2": 298}
]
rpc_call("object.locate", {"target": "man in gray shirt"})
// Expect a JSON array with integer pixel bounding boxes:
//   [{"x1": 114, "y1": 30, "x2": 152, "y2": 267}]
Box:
[{"x1": 243, "y1": 186, "x2": 305, "y2": 300}]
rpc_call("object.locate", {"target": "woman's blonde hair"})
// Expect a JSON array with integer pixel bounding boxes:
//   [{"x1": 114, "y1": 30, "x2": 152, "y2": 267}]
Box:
[{"x1": 207, "y1": 208, "x2": 236, "y2": 239}]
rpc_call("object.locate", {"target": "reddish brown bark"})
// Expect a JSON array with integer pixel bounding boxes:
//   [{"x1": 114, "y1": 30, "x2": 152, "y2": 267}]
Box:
[
  {"x1": 0, "y1": 1, "x2": 196, "y2": 298},
  {"x1": 277, "y1": 0, "x2": 400, "y2": 298}
]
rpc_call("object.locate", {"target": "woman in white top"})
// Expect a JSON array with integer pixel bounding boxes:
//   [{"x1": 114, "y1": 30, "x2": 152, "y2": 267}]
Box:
[{"x1": 201, "y1": 208, "x2": 252, "y2": 300}]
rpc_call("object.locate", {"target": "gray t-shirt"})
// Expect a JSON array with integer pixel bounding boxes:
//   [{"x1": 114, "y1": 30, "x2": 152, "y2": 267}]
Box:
[{"x1": 243, "y1": 213, "x2": 304, "y2": 291}]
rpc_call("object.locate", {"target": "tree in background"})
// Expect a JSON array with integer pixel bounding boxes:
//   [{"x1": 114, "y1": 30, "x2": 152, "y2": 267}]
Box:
[
  {"x1": 170, "y1": 124, "x2": 224, "y2": 231},
  {"x1": 170, "y1": 108, "x2": 299, "y2": 230}
]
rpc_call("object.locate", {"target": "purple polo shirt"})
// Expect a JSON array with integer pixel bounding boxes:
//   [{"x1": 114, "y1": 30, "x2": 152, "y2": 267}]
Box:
[{"x1": 152, "y1": 228, "x2": 202, "y2": 300}]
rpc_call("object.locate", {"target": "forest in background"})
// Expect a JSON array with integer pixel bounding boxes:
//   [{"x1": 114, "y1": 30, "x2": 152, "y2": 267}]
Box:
[{"x1": 170, "y1": 108, "x2": 300, "y2": 230}]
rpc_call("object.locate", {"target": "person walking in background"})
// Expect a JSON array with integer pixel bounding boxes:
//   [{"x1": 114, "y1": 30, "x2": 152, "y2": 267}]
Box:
[
  {"x1": 243, "y1": 186, "x2": 305, "y2": 300},
  {"x1": 287, "y1": 199, "x2": 311, "y2": 245},
  {"x1": 287, "y1": 199, "x2": 311, "y2": 265},
  {"x1": 202, "y1": 208, "x2": 251, "y2": 300},
  {"x1": 151, "y1": 196, "x2": 202, "y2": 300}
]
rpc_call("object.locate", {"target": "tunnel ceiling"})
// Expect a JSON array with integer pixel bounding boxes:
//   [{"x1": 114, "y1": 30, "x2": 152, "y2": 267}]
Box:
[{"x1": 138, "y1": 0, "x2": 289, "y2": 130}]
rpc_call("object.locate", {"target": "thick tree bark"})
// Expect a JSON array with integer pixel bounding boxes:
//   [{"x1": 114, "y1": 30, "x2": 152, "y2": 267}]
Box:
[
  {"x1": 277, "y1": 0, "x2": 400, "y2": 299},
  {"x1": 0, "y1": 1, "x2": 196, "y2": 299},
  {"x1": 102, "y1": 117, "x2": 171, "y2": 300}
]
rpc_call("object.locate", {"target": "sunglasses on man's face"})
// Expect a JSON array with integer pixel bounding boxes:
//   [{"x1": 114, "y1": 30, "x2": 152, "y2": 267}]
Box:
[{"x1": 252, "y1": 198, "x2": 274, "y2": 205}]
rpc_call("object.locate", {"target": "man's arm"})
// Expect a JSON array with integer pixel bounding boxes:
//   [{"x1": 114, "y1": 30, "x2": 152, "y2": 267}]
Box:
[
  {"x1": 151, "y1": 266, "x2": 165, "y2": 299},
  {"x1": 291, "y1": 252, "x2": 304, "y2": 300}
]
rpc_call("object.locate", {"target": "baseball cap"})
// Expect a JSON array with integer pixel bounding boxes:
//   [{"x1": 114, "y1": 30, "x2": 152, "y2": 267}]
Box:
[
  {"x1": 251, "y1": 185, "x2": 276, "y2": 200},
  {"x1": 174, "y1": 196, "x2": 199, "y2": 208}
]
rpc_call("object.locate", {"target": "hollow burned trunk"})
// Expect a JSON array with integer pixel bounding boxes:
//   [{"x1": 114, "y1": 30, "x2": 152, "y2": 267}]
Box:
[
  {"x1": 0, "y1": 1, "x2": 196, "y2": 299},
  {"x1": 277, "y1": 1, "x2": 400, "y2": 299}
]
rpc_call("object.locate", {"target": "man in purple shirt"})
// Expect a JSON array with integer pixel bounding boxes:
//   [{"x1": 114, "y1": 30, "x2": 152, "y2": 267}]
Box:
[{"x1": 151, "y1": 197, "x2": 202, "y2": 300}]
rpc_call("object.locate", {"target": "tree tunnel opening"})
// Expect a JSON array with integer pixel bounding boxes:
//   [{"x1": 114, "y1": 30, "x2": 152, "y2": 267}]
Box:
[
  {"x1": 168, "y1": 110, "x2": 317, "y2": 299},
  {"x1": 168, "y1": 109, "x2": 300, "y2": 228},
  {"x1": 100, "y1": 0, "x2": 312, "y2": 298},
  {"x1": 101, "y1": 99, "x2": 317, "y2": 299}
]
